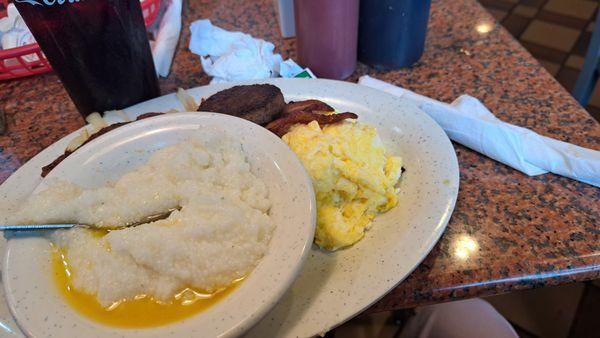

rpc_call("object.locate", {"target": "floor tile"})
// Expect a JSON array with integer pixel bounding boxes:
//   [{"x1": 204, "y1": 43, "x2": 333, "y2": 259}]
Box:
[
  {"x1": 540, "y1": 60, "x2": 561, "y2": 76},
  {"x1": 556, "y1": 67, "x2": 581, "y2": 92},
  {"x1": 588, "y1": 80, "x2": 600, "y2": 108},
  {"x1": 537, "y1": 10, "x2": 589, "y2": 30},
  {"x1": 587, "y1": 21, "x2": 595, "y2": 32},
  {"x1": 521, "y1": 41, "x2": 568, "y2": 63},
  {"x1": 485, "y1": 283, "x2": 584, "y2": 338},
  {"x1": 573, "y1": 31, "x2": 592, "y2": 56},
  {"x1": 503, "y1": 14, "x2": 532, "y2": 37},
  {"x1": 521, "y1": 20, "x2": 581, "y2": 52},
  {"x1": 478, "y1": 0, "x2": 516, "y2": 11},
  {"x1": 488, "y1": 8, "x2": 509, "y2": 22},
  {"x1": 513, "y1": 5, "x2": 539, "y2": 18},
  {"x1": 543, "y1": 0, "x2": 598, "y2": 20},
  {"x1": 521, "y1": 0, "x2": 548, "y2": 8},
  {"x1": 568, "y1": 284, "x2": 600, "y2": 338},
  {"x1": 565, "y1": 54, "x2": 586, "y2": 70}
]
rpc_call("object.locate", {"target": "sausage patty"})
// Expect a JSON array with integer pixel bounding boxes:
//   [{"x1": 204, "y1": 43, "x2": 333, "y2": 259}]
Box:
[{"x1": 198, "y1": 84, "x2": 285, "y2": 125}]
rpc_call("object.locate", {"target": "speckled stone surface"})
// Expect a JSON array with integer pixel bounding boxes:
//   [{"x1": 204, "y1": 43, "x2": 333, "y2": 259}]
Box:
[{"x1": 0, "y1": 0, "x2": 599, "y2": 313}]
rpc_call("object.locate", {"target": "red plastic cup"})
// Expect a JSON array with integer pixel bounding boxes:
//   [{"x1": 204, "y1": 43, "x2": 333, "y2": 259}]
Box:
[{"x1": 294, "y1": 0, "x2": 359, "y2": 80}]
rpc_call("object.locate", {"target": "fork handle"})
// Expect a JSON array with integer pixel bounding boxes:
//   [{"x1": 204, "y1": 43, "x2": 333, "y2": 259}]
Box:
[{"x1": 0, "y1": 224, "x2": 77, "y2": 230}]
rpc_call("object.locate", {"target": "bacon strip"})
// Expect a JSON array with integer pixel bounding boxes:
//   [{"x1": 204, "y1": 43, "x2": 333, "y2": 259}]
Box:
[
  {"x1": 282, "y1": 100, "x2": 334, "y2": 116},
  {"x1": 266, "y1": 111, "x2": 358, "y2": 137},
  {"x1": 41, "y1": 112, "x2": 164, "y2": 177}
]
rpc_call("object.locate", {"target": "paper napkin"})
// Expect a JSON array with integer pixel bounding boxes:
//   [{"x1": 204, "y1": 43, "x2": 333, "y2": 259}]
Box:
[
  {"x1": 358, "y1": 75, "x2": 600, "y2": 187},
  {"x1": 188, "y1": 19, "x2": 302, "y2": 83}
]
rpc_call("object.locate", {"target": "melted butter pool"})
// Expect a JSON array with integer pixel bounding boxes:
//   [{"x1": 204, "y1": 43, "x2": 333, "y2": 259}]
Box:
[{"x1": 52, "y1": 247, "x2": 241, "y2": 328}]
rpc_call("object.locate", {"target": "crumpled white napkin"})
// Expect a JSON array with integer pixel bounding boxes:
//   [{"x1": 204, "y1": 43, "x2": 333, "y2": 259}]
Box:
[
  {"x1": 0, "y1": 3, "x2": 37, "y2": 61},
  {"x1": 149, "y1": 0, "x2": 181, "y2": 77},
  {"x1": 188, "y1": 19, "x2": 302, "y2": 83},
  {"x1": 359, "y1": 75, "x2": 600, "y2": 187}
]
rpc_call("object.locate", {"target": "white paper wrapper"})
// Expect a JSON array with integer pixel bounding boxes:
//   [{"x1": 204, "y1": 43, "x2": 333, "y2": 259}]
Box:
[
  {"x1": 150, "y1": 0, "x2": 182, "y2": 77},
  {"x1": 359, "y1": 75, "x2": 600, "y2": 187}
]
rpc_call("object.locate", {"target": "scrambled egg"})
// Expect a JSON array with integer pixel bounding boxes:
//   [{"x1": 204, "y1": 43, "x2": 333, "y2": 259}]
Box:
[{"x1": 282, "y1": 120, "x2": 402, "y2": 251}]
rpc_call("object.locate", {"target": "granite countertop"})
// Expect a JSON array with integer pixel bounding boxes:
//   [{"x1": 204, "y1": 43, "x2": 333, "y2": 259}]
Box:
[{"x1": 1, "y1": 0, "x2": 599, "y2": 313}]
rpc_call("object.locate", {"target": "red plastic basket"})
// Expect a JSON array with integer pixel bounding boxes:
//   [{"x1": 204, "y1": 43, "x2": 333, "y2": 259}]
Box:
[
  {"x1": 141, "y1": 0, "x2": 161, "y2": 27},
  {"x1": 0, "y1": 0, "x2": 161, "y2": 81}
]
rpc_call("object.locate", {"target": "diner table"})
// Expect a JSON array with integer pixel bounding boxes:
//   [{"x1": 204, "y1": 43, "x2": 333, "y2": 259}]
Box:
[{"x1": 0, "y1": 0, "x2": 599, "y2": 332}]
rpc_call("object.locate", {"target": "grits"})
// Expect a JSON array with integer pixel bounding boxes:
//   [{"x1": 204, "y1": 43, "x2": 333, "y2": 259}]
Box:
[{"x1": 10, "y1": 134, "x2": 274, "y2": 307}]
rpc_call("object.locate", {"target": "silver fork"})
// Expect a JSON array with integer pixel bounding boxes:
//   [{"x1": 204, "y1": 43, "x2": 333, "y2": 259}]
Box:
[{"x1": 0, "y1": 207, "x2": 180, "y2": 231}]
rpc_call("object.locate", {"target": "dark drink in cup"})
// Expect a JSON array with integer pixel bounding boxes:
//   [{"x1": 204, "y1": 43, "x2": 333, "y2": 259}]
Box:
[
  {"x1": 294, "y1": 0, "x2": 359, "y2": 80},
  {"x1": 14, "y1": 0, "x2": 160, "y2": 118},
  {"x1": 358, "y1": 0, "x2": 432, "y2": 69}
]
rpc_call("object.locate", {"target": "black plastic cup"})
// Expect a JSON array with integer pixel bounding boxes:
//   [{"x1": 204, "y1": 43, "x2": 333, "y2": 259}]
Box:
[
  {"x1": 358, "y1": 0, "x2": 432, "y2": 70},
  {"x1": 14, "y1": 0, "x2": 160, "y2": 118}
]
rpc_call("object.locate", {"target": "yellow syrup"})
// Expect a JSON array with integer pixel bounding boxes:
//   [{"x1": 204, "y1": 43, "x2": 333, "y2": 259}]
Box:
[{"x1": 51, "y1": 247, "x2": 241, "y2": 328}]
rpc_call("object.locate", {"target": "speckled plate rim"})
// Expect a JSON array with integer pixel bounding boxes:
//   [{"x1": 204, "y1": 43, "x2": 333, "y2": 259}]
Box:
[
  {"x1": 0, "y1": 78, "x2": 459, "y2": 338},
  {"x1": 2, "y1": 113, "x2": 316, "y2": 338}
]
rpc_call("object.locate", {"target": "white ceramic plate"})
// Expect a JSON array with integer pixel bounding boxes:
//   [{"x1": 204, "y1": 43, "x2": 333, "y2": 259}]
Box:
[
  {"x1": 0, "y1": 78, "x2": 459, "y2": 338},
  {"x1": 2, "y1": 113, "x2": 316, "y2": 337}
]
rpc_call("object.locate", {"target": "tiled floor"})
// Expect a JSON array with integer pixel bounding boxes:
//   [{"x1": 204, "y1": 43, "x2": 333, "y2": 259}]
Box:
[{"x1": 479, "y1": 0, "x2": 600, "y2": 121}]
